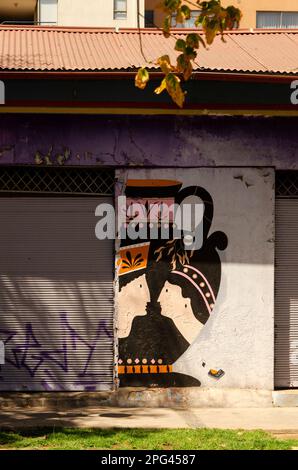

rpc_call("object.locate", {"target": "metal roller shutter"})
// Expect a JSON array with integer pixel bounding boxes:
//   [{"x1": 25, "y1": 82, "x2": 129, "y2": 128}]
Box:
[
  {"x1": 0, "y1": 196, "x2": 114, "y2": 392},
  {"x1": 275, "y1": 174, "x2": 298, "y2": 388}
]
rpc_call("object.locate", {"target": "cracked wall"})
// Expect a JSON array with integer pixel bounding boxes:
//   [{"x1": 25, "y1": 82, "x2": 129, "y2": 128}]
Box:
[{"x1": 0, "y1": 115, "x2": 298, "y2": 168}]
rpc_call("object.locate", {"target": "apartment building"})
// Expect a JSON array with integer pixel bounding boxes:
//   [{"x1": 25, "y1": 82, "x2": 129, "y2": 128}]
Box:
[
  {"x1": 2, "y1": 1, "x2": 297, "y2": 29},
  {"x1": 145, "y1": 0, "x2": 298, "y2": 29},
  {"x1": 0, "y1": 0, "x2": 145, "y2": 27}
]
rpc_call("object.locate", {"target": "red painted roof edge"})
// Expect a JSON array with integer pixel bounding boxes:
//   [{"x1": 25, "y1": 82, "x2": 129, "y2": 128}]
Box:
[{"x1": 0, "y1": 25, "x2": 297, "y2": 34}]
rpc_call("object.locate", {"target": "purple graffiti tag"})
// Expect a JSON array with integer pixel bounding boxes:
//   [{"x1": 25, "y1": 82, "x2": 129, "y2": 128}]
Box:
[
  {"x1": 74, "y1": 380, "x2": 101, "y2": 391},
  {"x1": 0, "y1": 328, "x2": 20, "y2": 369},
  {"x1": 0, "y1": 314, "x2": 112, "y2": 390},
  {"x1": 12, "y1": 324, "x2": 44, "y2": 377},
  {"x1": 41, "y1": 341, "x2": 68, "y2": 373},
  {"x1": 60, "y1": 312, "x2": 112, "y2": 380},
  {"x1": 0, "y1": 328, "x2": 17, "y2": 345},
  {"x1": 79, "y1": 320, "x2": 113, "y2": 379},
  {"x1": 60, "y1": 313, "x2": 81, "y2": 350},
  {"x1": 41, "y1": 380, "x2": 53, "y2": 391},
  {"x1": 42, "y1": 369, "x2": 65, "y2": 391}
]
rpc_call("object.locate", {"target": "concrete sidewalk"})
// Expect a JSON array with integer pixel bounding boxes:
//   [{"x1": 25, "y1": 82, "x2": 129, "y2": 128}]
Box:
[{"x1": 1, "y1": 406, "x2": 298, "y2": 434}]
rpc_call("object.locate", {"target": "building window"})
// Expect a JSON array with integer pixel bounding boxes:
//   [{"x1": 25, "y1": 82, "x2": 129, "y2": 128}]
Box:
[
  {"x1": 114, "y1": 0, "x2": 127, "y2": 20},
  {"x1": 38, "y1": 0, "x2": 58, "y2": 26},
  {"x1": 172, "y1": 10, "x2": 200, "y2": 28},
  {"x1": 0, "y1": 0, "x2": 37, "y2": 25},
  {"x1": 257, "y1": 11, "x2": 298, "y2": 29},
  {"x1": 145, "y1": 10, "x2": 154, "y2": 28}
]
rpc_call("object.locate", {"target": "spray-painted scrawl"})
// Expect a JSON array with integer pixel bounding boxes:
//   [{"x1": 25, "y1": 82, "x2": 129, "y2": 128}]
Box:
[{"x1": 118, "y1": 179, "x2": 228, "y2": 387}]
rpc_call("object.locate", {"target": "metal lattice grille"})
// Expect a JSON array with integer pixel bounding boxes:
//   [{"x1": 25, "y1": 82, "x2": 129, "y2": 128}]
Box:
[
  {"x1": 276, "y1": 171, "x2": 298, "y2": 198},
  {"x1": 0, "y1": 167, "x2": 115, "y2": 195}
]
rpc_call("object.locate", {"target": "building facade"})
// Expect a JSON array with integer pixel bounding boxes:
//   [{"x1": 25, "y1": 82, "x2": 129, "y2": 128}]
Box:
[
  {"x1": 145, "y1": 0, "x2": 298, "y2": 29},
  {"x1": 0, "y1": 112, "x2": 297, "y2": 396},
  {"x1": 2, "y1": 1, "x2": 298, "y2": 30},
  {"x1": 0, "y1": 0, "x2": 145, "y2": 28},
  {"x1": 0, "y1": 27, "x2": 298, "y2": 405}
]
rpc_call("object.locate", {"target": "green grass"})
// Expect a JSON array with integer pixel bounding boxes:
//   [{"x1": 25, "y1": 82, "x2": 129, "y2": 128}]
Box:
[{"x1": 0, "y1": 428, "x2": 297, "y2": 450}]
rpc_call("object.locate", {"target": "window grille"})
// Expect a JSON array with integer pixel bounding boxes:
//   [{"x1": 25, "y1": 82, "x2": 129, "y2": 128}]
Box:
[
  {"x1": 0, "y1": 167, "x2": 115, "y2": 196},
  {"x1": 276, "y1": 171, "x2": 298, "y2": 198},
  {"x1": 257, "y1": 11, "x2": 298, "y2": 29}
]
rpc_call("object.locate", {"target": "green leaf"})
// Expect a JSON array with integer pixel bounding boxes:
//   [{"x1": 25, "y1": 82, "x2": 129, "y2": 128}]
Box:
[
  {"x1": 181, "y1": 5, "x2": 191, "y2": 20},
  {"x1": 226, "y1": 5, "x2": 242, "y2": 28},
  {"x1": 186, "y1": 33, "x2": 199, "y2": 49},
  {"x1": 163, "y1": 0, "x2": 181, "y2": 12},
  {"x1": 197, "y1": 35, "x2": 206, "y2": 48},
  {"x1": 176, "y1": 53, "x2": 187, "y2": 73},
  {"x1": 185, "y1": 46, "x2": 197, "y2": 60},
  {"x1": 137, "y1": 0, "x2": 242, "y2": 108},
  {"x1": 175, "y1": 39, "x2": 186, "y2": 52}
]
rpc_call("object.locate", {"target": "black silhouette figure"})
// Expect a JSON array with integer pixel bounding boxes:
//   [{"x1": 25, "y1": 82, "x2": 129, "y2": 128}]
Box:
[{"x1": 118, "y1": 180, "x2": 228, "y2": 387}]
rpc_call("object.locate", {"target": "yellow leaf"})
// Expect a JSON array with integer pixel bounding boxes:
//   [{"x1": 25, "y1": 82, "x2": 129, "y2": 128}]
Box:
[
  {"x1": 135, "y1": 68, "x2": 149, "y2": 90},
  {"x1": 176, "y1": 54, "x2": 192, "y2": 81},
  {"x1": 162, "y1": 15, "x2": 171, "y2": 38},
  {"x1": 157, "y1": 55, "x2": 173, "y2": 74},
  {"x1": 176, "y1": 54, "x2": 187, "y2": 74},
  {"x1": 183, "y1": 60, "x2": 193, "y2": 81},
  {"x1": 165, "y1": 73, "x2": 185, "y2": 108},
  {"x1": 154, "y1": 78, "x2": 167, "y2": 95},
  {"x1": 176, "y1": 9, "x2": 185, "y2": 25},
  {"x1": 205, "y1": 26, "x2": 217, "y2": 45}
]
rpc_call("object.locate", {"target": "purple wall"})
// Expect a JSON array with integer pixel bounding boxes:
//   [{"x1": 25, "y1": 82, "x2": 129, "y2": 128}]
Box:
[{"x1": 0, "y1": 114, "x2": 297, "y2": 168}]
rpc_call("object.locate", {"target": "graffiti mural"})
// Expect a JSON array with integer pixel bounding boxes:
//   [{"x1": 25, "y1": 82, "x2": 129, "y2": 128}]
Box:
[
  {"x1": 0, "y1": 313, "x2": 113, "y2": 391},
  {"x1": 118, "y1": 179, "x2": 228, "y2": 387}
]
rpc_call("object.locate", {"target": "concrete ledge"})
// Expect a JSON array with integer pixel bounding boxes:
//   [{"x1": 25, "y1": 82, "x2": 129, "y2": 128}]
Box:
[
  {"x1": 273, "y1": 390, "x2": 298, "y2": 407},
  {"x1": 110, "y1": 388, "x2": 273, "y2": 408},
  {"x1": 0, "y1": 388, "x2": 273, "y2": 410},
  {"x1": 0, "y1": 392, "x2": 112, "y2": 411}
]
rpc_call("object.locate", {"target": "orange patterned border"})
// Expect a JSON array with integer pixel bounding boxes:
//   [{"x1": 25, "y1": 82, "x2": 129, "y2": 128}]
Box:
[{"x1": 118, "y1": 365, "x2": 173, "y2": 375}]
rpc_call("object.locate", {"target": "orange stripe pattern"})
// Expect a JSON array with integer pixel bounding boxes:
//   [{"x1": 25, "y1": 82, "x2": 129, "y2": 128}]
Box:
[{"x1": 118, "y1": 365, "x2": 173, "y2": 375}]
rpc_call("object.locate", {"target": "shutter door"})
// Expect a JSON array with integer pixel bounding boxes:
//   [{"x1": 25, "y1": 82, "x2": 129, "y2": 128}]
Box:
[
  {"x1": 0, "y1": 197, "x2": 114, "y2": 391},
  {"x1": 275, "y1": 198, "x2": 298, "y2": 388}
]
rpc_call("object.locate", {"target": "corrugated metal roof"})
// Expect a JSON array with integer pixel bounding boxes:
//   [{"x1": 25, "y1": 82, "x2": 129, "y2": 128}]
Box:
[{"x1": 0, "y1": 26, "x2": 298, "y2": 74}]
